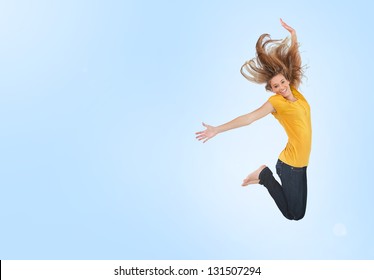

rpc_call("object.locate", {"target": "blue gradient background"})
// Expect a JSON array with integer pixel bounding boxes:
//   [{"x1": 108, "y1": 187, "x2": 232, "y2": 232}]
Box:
[{"x1": 1, "y1": 0, "x2": 373, "y2": 259}]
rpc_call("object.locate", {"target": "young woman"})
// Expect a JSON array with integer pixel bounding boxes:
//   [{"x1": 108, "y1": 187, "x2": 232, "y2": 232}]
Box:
[{"x1": 195, "y1": 19, "x2": 311, "y2": 221}]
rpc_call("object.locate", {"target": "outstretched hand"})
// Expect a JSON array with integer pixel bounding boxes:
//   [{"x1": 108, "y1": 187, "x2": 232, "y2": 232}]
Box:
[
  {"x1": 195, "y1": 122, "x2": 218, "y2": 143},
  {"x1": 280, "y1": 18, "x2": 295, "y2": 35}
]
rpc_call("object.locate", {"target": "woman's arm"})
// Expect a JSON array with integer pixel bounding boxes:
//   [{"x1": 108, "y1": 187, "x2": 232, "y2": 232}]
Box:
[
  {"x1": 280, "y1": 18, "x2": 297, "y2": 45},
  {"x1": 280, "y1": 18, "x2": 301, "y2": 89},
  {"x1": 195, "y1": 101, "x2": 274, "y2": 143}
]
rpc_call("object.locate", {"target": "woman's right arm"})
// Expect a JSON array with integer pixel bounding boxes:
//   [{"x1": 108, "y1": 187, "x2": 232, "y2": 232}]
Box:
[{"x1": 195, "y1": 101, "x2": 274, "y2": 143}]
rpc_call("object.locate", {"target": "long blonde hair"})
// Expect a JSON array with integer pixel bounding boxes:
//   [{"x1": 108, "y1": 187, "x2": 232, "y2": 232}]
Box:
[{"x1": 240, "y1": 34, "x2": 304, "y2": 91}]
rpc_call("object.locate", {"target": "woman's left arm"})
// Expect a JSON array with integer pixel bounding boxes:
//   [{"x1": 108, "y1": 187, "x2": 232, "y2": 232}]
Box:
[
  {"x1": 280, "y1": 18, "x2": 297, "y2": 45},
  {"x1": 280, "y1": 18, "x2": 301, "y2": 89}
]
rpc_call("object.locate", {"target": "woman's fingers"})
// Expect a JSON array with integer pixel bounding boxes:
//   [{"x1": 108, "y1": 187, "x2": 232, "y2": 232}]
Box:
[
  {"x1": 280, "y1": 18, "x2": 289, "y2": 27},
  {"x1": 196, "y1": 135, "x2": 205, "y2": 141},
  {"x1": 196, "y1": 122, "x2": 214, "y2": 143},
  {"x1": 280, "y1": 18, "x2": 294, "y2": 33},
  {"x1": 195, "y1": 132, "x2": 206, "y2": 139},
  {"x1": 196, "y1": 132, "x2": 211, "y2": 142}
]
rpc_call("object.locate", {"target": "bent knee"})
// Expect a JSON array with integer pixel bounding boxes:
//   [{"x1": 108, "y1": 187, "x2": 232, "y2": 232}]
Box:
[
  {"x1": 293, "y1": 212, "x2": 306, "y2": 221},
  {"x1": 283, "y1": 210, "x2": 305, "y2": 221}
]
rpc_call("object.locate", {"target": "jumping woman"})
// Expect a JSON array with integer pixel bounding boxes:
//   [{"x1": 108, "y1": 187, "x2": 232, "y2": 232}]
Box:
[{"x1": 195, "y1": 19, "x2": 312, "y2": 221}]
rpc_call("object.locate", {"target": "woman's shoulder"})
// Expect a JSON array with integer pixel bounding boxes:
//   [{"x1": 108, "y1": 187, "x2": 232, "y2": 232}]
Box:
[
  {"x1": 268, "y1": 93, "x2": 283, "y2": 103},
  {"x1": 291, "y1": 85, "x2": 300, "y2": 94},
  {"x1": 267, "y1": 94, "x2": 284, "y2": 113},
  {"x1": 291, "y1": 86, "x2": 307, "y2": 99}
]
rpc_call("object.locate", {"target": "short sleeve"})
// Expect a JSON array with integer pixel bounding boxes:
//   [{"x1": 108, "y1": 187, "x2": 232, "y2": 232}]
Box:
[{"x1": 268, "y1": 95, "x2": 280, "y2": 115}]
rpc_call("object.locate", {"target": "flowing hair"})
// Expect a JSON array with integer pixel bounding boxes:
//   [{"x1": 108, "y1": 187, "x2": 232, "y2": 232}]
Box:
[{"x1": 240, "y1": 33, "x2": 304, "y2": 91}]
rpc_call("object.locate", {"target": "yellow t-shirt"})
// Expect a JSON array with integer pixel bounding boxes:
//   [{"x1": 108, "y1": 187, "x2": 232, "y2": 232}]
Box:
[{"x1": 268, "y1": 87, "x2": 312, "y2": 167}]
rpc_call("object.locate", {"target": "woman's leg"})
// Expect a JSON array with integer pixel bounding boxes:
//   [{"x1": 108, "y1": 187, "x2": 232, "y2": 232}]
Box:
[
  {"x1": 277, "y1": 161, "x2": 308, "y2": 220},
  {"x1": 242, "y1": 165, "x2": 267, "y2": 186},
  {"x1": 258, "y1": 163, "x2": 293, "y2": 220},
  {"x1": 258, "y1": 160, "x2": 308, "y2": 220}
]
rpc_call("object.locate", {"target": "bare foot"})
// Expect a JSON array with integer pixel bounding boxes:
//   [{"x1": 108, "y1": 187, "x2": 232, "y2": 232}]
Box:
[{"x1": 242, "y1": 165, "x2": 267, "y2": 187}]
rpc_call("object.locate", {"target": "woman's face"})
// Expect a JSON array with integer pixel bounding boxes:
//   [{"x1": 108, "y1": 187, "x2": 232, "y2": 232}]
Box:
[{"x1": 270, "y1": 74, "x2": 291, "y2": 98}]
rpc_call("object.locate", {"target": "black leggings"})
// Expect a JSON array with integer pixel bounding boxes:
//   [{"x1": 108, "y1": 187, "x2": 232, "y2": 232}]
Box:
[{"x1": 259, "y1": 159, "x2": 308, "y2": 220}]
